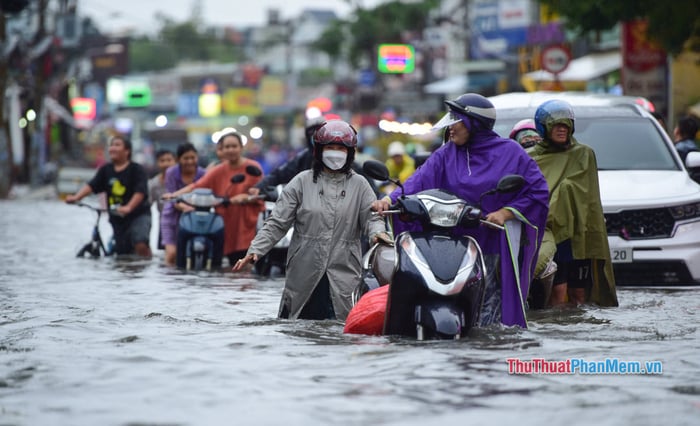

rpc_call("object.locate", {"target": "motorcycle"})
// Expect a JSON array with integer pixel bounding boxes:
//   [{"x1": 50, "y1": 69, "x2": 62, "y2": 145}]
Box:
[
  {"x1": 349, "y1": 160, "x2": 525, "y2": 340},
  {"x1": 173, "y1": 167, "x2": 260, "y2": 271}
]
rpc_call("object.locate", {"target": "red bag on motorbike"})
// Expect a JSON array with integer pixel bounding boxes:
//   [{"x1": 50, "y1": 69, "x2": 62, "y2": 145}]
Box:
[{"x1": 343, "y1": 285, "x2": 389, "y2": 336}]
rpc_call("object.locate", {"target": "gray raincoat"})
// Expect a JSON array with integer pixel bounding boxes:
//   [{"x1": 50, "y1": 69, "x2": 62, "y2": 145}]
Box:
[{"x1": 247, "y1": 169, "x2": 385, "y2": 320}]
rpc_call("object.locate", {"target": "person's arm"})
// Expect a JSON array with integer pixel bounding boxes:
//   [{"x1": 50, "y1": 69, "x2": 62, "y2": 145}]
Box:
[
  {"x1": 147, "y1": 176, "x2": 160, "y2": 205},
  {"x1": 65, "y1": 183, "x2": 94, "y2": 203},
  {"x1": 164, "y1": 183, "x2": 196, "y2": 199},
  {"x1": 118, "y1": 192, "x2": 146, "y2": 216},
  {"x1": 116, "y1": 164, "x2": 149, "y2": 216},
  {"x1": 66, "y1": 167, "x2": 102, "y2": 203},
  {"x1": 484, "y1": 208, "x2": 516, "y2": 226},
  {"x1": 234, "y1": 174, "x2": 302, "y2": 271},
  {"x1": 359, "y1": 180, "x2": 390, "y2": 243}
]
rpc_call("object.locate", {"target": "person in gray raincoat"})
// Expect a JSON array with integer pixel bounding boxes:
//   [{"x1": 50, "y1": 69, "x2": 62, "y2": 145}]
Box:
[{"x1": 233, "y1": 120, "x2": 388, "y2": 321}]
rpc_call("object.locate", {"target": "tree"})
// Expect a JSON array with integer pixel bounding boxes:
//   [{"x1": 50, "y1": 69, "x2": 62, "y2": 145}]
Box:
[
  {"x1": 128, "y1": 12, "x2": 244, "y2": 72},
  {"x1": 536, "y1": 0, "x2": 700, "y2": 55},
  {"x1": 314, "y1": 0, "x2": 439, "y2": 68}
]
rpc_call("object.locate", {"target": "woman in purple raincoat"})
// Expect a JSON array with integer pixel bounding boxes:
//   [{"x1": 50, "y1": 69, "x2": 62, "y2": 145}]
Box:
[
  {"x1": 161, "y1": 143, "x2": 207, "y2": 265},
  {"x1": 372, "y1": 93, "x2": 549, "y2": 328}
]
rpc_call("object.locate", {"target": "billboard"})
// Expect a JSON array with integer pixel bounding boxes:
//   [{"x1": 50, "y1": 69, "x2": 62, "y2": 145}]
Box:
[{"x1": 469, "y1": 0, "x2": 531, "y2": 59}]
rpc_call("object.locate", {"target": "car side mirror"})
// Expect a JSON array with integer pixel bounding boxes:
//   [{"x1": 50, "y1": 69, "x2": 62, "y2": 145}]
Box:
[{"x1": 685, "y1": 151, "x2": 700, "y2": 169}]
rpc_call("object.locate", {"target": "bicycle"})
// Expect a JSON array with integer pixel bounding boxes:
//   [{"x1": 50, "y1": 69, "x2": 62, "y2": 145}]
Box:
[{"x1": 73, "y1": 202, "x2": 116, "y2": 258}]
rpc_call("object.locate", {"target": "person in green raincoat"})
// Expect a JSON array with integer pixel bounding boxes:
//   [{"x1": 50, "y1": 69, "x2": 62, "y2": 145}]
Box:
[{"x1": 529, "y1": 99, "x2": 618, "y2": 307}]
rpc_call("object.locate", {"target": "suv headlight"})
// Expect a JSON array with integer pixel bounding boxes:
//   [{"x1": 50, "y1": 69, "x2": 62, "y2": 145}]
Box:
[{"x1": 669, "y1": 202, "x2": 700, "y2": 220}]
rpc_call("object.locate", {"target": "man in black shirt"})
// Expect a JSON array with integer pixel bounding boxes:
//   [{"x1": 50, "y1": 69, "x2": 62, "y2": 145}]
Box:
[{"x1": 66, "y1": 136, "x2": 152, "y2": 258}]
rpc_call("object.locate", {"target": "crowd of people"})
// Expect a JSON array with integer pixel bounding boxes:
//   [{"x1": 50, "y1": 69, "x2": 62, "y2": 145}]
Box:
[{"x1": 65, "y1": 95, "x2": 700, "y2": 326}]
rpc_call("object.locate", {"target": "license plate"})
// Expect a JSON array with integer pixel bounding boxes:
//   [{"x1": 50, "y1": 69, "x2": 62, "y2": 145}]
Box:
[{"x1": 610, "y1": 247, "x2": 633, "y2": 263}]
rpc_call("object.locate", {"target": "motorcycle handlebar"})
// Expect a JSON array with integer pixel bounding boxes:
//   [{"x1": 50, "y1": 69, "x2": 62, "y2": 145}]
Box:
[{"x1": 371, "y1": 209, "x2": 504, "y2": 231}]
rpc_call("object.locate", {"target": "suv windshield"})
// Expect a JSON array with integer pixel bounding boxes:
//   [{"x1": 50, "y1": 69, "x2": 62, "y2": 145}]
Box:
[{"x1": 494, "y1": 115, "x2": 679, "y2": 171}]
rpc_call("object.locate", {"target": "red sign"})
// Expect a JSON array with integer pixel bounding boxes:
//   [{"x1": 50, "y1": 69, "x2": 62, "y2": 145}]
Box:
[
  {"x1": 621, "y1": 19, "x2": 668, "y2": 115},
  {"x1": 541, "y1": 45, "x2": 571, "y2": 74},
  {"x1": 622, "y1": 20, "x2": 666, "y2": 72},
  {"x1": 70, "y1": 97, "x2": 96, "y2": 120}
]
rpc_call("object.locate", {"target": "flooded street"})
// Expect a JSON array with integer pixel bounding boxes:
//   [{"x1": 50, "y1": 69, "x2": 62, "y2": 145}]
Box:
[{"x1": 1, "y1": 198, "x2": 699, "y2": 425}]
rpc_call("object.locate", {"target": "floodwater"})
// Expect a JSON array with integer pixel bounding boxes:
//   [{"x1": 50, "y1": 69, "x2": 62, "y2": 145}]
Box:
[{"x1": 1, "y1": 198, "x2": 699, "y2": 425}]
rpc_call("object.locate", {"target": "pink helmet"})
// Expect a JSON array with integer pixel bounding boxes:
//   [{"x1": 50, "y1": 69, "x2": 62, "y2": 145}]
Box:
[{"x1": 509, "y1": 118, "x2": 537, "y2": 140}]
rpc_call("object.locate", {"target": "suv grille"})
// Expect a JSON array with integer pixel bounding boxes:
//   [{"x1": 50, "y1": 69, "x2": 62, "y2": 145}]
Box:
[
  {"x1": 613, "y1": 261, "x2": 697, "y2": 286},
  {"x1": 604, "y1": 208, "x2": 675, "y2": 239}
]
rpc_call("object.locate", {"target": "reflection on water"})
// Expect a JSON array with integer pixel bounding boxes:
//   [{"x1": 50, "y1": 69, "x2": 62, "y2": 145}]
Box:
[{"x1": 1, "y1": 200, "x2": 699, "y2": 425}]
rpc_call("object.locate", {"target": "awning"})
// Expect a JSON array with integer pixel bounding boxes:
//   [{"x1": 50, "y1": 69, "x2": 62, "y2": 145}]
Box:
[
  {"x1": 524, "y1": 51, "x2": 621, "y2": 82},
  {"x1": 424, "y1": 75, "x2": 469, "y2": 94},
  {"x1": 424, "y1": 73, "x2": 500, "y2": 95}
]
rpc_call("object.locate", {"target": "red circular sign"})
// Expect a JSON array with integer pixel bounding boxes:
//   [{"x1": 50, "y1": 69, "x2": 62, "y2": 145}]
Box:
[{"x1": 541, "y1": 45, "x2": 571, "y2": 74}]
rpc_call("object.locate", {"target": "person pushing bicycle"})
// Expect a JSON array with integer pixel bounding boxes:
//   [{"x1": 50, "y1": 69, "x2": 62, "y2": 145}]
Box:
[{"x1": 65, "y1": 135, "x2": 152, "y2": 258}]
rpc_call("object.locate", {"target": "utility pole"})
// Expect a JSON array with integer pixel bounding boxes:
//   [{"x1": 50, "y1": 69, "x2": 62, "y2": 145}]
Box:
[
  {"x1": 0, "y1": 0, "x2": 30, "y2": 197},
  {"x1": 0, "y1": 6, "x2": 10, "y2": 197},
  {"x1": 26, "y1": 0, "x2": 48, "y2": 186}
]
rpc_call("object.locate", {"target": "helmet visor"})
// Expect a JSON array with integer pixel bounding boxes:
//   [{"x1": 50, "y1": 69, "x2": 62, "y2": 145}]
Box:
[{"x1": 431, "y1": 111, "x2": 462, "y2": 131}]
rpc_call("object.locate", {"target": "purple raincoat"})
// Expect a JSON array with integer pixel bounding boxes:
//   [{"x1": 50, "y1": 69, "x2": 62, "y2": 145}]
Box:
[
  {"x1": 389, "y1": 129, "x2": 549, "y2": 327},
  {"x1": 161, "y1": 164, "x2": 207, "y2": 246}
]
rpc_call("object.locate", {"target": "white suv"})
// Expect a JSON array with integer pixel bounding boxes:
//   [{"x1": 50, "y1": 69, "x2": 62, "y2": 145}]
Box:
[{"x1": 488, "y1": 91, "x2": 700, "y2": 286}]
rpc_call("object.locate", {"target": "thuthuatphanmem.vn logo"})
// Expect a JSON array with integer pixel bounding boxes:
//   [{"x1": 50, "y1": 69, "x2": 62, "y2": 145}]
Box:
[{"x1": 506, "y1": 358, "x2": 663, "y2": 375}]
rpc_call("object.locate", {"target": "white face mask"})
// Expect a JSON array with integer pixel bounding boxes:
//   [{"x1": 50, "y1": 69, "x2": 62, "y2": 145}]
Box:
[{"x1": 322, "y1": 150, "x2": 347, "y2": 170}]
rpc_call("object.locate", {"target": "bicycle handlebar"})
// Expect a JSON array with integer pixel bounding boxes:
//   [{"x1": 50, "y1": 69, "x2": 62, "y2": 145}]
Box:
[{"x1": 73, "y1": 202, "x2": 109, "y2": 213}]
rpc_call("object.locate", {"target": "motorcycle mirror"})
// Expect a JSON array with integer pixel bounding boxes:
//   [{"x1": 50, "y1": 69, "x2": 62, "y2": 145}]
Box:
[
  {"x1": 363, "y1": 159, "x2": 405, "y2": 199},
  {"x1": 245, "y1": 165, "x2": 262, "y2": 177},
  {"x1": 496, "y1": 174, "x2": 526, "y2": 194},
  {"x1": 362, "y1": 160, "x2": 390, "y2": 181},
  {"x1": 478, "y1": 174, "x2": 526, "y2": 206},
  {"x1": 230, "y1": 174, "x2": 246, "y2": 184}
]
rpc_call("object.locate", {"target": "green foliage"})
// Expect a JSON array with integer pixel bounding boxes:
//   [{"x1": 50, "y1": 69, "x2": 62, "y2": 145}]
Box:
[
  {"x1": 298, "y1": 68, "x2": 334, "y2": 87},
  {"x1": 128, "y1": 11, "x2": 243, "y2": 72},
  {"x1": 129, "y1": 38, "x2": 177, "y2": 72},
  {"x1": 537, "y1": 0, "x2": 700, "y2": 55},
  {"x1": 315, "y1": 0, "x2": 439, "y2": 68},
  {"x1": 311, "y1": 20, "x2": 347, "y2": 61}
]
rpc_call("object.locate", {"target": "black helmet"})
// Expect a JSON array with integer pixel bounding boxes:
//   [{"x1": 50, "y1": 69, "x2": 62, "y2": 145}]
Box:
[
  {"x1": 432, "y1": 93, "x2": 497, "y2": 131},
  {"x1": 304, "y1": 116, "x2": 327, "y2": 146}
]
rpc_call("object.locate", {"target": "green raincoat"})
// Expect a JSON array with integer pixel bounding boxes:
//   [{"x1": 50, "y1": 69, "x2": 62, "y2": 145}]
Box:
[{"x1": 529, "y1": 128, "x2": 618, "y2": 307}]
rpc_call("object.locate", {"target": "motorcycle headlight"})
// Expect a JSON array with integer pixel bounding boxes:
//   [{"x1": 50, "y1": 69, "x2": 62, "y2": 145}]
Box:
[
  {"x1": 421, "y1": 198, "x2": 466, "y2": 227},
  {"x1": 184, "y1": 192, "x2": 219, "y2": 207}
]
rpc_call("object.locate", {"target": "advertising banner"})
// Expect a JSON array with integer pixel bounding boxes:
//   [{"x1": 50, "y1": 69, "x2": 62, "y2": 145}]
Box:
[
  {"x1": 469, "y1": 0, "x2": 530, "y2": 59},
  {"x1": 622, "y1": 20, "x2": 668, "y2": 115}
]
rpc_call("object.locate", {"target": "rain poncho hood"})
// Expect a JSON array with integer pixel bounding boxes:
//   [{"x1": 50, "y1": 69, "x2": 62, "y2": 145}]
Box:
[
  {"x1": 389, "y1": 127, "x2": 550, "y2": 327},
  {"x1": 529, "y1": 133, "x2": 618, "y2": 306}
]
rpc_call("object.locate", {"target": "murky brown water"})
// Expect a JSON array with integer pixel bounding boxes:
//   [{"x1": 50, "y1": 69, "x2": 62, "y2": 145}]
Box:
[{"x1": 1, "y1": 199, "x2": 699, "y2": 425}]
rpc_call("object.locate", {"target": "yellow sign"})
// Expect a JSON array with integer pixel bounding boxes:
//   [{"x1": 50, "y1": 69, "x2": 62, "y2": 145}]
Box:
[
  {"x1": 257, "y1": 77, "x2": 286, "y2": 107},
  {"x1": 222, "y1": 88, "x2": 261, "y2": 116},
  {"x1": 198, "y1": 93, "x2": 221, "y2": 117}
]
